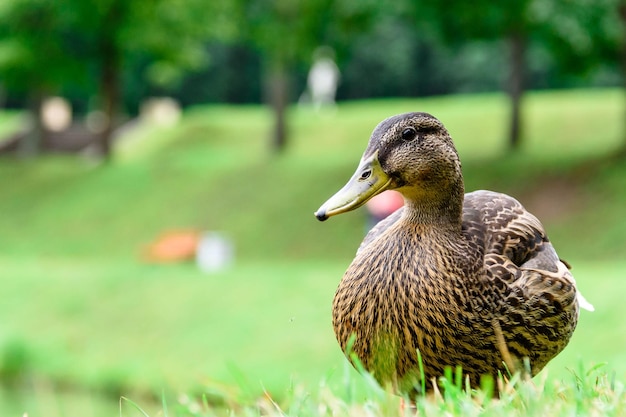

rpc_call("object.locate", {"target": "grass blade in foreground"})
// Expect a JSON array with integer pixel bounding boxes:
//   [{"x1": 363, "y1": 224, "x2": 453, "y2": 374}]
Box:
[{"x1": 153, "y1": 365, "x2": 626, "y2": 417}]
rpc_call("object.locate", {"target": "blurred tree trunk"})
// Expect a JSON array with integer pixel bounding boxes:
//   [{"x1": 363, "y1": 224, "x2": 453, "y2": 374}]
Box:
[
  {"x1": 266, "y1": 61, "x2": 289, "y2": 152},
  {"x1": 18, "y1": 91, "x2": 46, "y2": 158},
  {"x1": 97, "y1": 41, "x2": 120, "y2": 161},
  {"x1": 619, "y1": 0, "x2": 626, "y2": 153},
  {"x1": 95, "y1": 0, "x2": 124, "y2": 162},
  {"x1": 506, "y1": 31, "x2": 525, "y2": 151}
]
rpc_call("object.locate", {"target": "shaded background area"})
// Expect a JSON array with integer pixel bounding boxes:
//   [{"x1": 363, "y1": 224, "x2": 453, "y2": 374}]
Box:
[{"x1": 0, "y1": 1, "x2": 625, "y2": 416}]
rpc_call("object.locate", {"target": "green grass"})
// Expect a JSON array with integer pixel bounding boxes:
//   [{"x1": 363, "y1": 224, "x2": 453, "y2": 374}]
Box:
[
  {"x1": 0, "y1": 110, "x2": 23, "y2": 138},
  {"x1": 1, "y1": 89, "x2": 623, "y2": 261},
  {"x1": 0, "y1": 88, "x2": 625, "y2": 415},
  {"x1": 110, "y1": 362, "x2": 626, "y2": 416}
]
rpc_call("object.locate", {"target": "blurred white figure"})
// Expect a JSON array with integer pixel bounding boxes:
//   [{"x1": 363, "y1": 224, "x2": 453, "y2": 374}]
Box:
[
  {"x1": 140, "y1": 97, "x2": 181, "y2": 126},
  {"x1": 41, "y1": 97, "x2": 72, "y2": 131},
  {"x1": 304, "y1": 47, "x2": 340, "y2": 111}
]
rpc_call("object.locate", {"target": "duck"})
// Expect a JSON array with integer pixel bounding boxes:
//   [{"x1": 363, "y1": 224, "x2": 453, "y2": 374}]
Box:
[{"x1": 314, "y1": 112, "x2": 593, "y2": 395}]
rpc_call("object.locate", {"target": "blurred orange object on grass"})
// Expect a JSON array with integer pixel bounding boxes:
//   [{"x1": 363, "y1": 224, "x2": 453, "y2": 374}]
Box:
[{"x1": 143, "y1": 230, "x2": 200, "y2": 263}]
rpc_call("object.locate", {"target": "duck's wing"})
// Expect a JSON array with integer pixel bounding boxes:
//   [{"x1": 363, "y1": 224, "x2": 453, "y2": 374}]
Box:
[
  {"x1": 463, "y1": 190, "x2": 592, "y2": 310},
  {"x1": 462, "y1": 190, "x2": 592, "y2": 374},
  {"x1": 356, "y1": 206, "x2": 404, "y2": 255},
  {"x1": 463, "y1": 190, "x2": 553, "y2": 271}
]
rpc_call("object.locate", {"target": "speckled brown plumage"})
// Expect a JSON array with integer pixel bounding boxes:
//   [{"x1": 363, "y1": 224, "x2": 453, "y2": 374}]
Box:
[{"x1": 315, "y1": 112, "x2": 592, "y2": 395}]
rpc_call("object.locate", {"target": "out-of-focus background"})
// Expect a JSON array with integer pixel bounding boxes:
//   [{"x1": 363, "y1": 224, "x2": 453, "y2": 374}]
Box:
[{"x1": 0, "y1": 0, "x2": 624, "y2": 415}]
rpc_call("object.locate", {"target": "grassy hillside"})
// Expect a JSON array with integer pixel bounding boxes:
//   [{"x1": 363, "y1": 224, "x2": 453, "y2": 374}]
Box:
[
  {"x1": 0, "y1": 88, "x2": 624, "y2": 415},
  {"x1": 2, "y1": 89, "x2": 624, "y2": 262}
]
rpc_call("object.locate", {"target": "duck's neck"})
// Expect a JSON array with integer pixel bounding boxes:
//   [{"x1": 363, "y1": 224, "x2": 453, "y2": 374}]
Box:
[{"x1": 400, "y1": 180, "x2": 464, "y2": 230}]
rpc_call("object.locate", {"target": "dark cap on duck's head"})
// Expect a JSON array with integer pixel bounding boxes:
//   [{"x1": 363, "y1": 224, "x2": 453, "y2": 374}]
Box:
[
  {"x1": 315, "y1": 112, "x2": 463, "y2": 222},
  {"x1": 364, "y1": 112, "x2": 445, "y2": 156},
  {"x1": 364, "y1": 112, "x2": 452, "y2": 162}
]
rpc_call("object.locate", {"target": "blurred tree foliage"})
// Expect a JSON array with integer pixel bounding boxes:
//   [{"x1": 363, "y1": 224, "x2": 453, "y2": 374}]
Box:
[
  {"x1": 0, "y1": 0, "x2": 623, "y2": 156},
  {"x1": 225, "y1": 0, "x2": 381, "y2": 151},
  {"x1": 0, "y1": 0, "x2": 84, "y2": 155},
  {"x1": 0, "y1": 0, "x2": 230, "y2": 158},
  {"x1": 411, "y1": 0, "x2": 624, "y2": 149}
]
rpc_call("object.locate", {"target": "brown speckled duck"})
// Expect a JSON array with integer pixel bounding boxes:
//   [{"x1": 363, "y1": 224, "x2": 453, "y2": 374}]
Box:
[{"x1": 315, "y1": 112, "x2": 593, "y2": 394}]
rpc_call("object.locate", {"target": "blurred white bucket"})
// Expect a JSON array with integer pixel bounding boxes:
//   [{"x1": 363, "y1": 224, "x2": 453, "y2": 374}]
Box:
[{"x1": 196, "y1": 232, "x2": 234, "y2": 273}]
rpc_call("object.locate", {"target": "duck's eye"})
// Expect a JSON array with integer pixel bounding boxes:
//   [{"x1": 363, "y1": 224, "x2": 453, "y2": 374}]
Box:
[{"x1": 401, "y1": 127, "x2": 417, "y2": 141}]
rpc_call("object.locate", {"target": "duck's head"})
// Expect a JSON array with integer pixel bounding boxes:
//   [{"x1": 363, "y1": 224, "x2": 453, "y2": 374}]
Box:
[{"x1": 315, "y1": 112, "x2": 463, "y2": 222}]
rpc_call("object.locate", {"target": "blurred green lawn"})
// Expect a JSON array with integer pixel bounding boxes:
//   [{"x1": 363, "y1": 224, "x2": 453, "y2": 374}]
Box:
[{"x1": 0, "y1": 88, "x2": 624, "y2": 414}]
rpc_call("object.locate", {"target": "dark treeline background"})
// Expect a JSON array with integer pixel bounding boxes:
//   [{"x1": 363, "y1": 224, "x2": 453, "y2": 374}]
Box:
[
  {"x1": 5, "y1": 28, "x2": 620, "y2": 112},
  {"x1": 150, "y1": 38, "x2": 620, "y2": 109},
  {"x1": 0, "y1": 0, "x2": 624, "y2": 156}
]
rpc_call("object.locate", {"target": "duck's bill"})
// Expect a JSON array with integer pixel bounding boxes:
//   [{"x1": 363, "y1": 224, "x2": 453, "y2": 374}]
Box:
[{"x1": 315, "y1": 150, "x2": 392, "y2": 221}]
